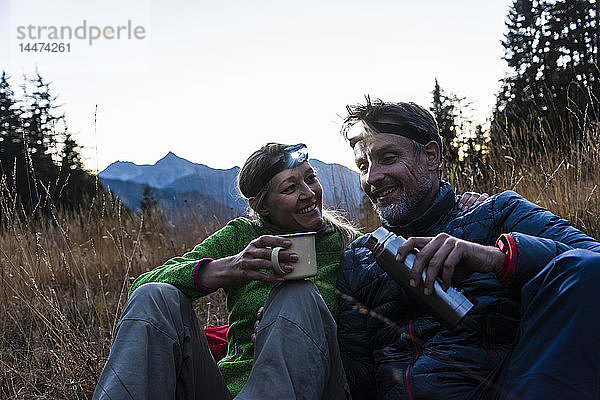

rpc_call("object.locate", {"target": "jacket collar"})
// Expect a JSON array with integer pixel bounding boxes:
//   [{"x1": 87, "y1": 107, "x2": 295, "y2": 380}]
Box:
[{"x1": 385, "y1": 181, "x2": 456, "y2": 237}]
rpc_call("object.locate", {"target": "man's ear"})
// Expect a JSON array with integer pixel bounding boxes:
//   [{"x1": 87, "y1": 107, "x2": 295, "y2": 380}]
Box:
[
  {"x1": 423, "y1": 141, "x2": 441, "y2": 171},
  {"x1": 249, "y1": 197, "x2": 270, "y2": 217}
]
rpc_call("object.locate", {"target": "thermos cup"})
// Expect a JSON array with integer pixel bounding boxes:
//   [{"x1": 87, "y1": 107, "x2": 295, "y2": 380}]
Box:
[{"x1": 365, "y1": 227, "x2": 476, "y2": 328}]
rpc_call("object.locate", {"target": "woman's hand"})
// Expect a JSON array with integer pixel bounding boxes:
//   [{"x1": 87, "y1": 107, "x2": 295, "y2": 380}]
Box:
[
  {"x1": 196, "y1": 235, "x2": 298, "y2": 289},
  {"x1": 457, "y1": 191, "x2": 489, "y2": 211},
  {"x1": 251, "y1": 306, "x2": 264, "y2": 344}
]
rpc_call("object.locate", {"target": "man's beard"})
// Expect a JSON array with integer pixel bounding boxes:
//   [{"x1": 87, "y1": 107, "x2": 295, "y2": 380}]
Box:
[{"x1": 371, "y1": 174, "x2": 433, "y2": 227}]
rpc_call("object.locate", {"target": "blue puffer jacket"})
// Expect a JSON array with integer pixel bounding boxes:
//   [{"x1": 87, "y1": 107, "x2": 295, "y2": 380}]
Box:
[{"x1": 338, "y1": 182, "x2": 600, "y2": 400}]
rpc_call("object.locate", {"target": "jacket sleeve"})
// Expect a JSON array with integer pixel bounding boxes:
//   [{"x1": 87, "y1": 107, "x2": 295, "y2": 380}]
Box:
[
  {"x1": 337, "y1": 241, "x2": 377, "y2": 400},
  {"x1": 129, "y1": 219, "x2": 243, "y2": 299},
  {"x1": 493, "y1": 191, "x2": 600, "y2": 288}
]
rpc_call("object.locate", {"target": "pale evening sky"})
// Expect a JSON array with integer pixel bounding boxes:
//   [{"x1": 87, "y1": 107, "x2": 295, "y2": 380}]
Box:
[{"x1": 1, "y1": 0, "x2": 512, "y2": 172}]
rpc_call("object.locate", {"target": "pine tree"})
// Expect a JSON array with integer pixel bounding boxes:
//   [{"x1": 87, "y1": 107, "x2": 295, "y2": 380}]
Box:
[
  {"x1": 431, "y1": 79, "x2": 460, "y2": 164},
  {"x1": 55, "y1": 122, "x2": 97, "y2": 210},
  {"x1": 494, "y1": 0, "x2": 544, "y2": 140},
  {"x1": 138, "y1": 185, "x2": 165, "y2": 233},
  {"x1": 0, "y1": 71, "x2": 24, "y2": 182},
  {"x1": 493, "y1": 0, "x2": 600, "y2": 155},
  {"x1": 59, "y1": 130, "x2": 84, "y2": 171},
  {"x1": 430, "y1": 79, "x2": 489, "y2": 191},
  {"x1": 139, "y1": 185, "x2": 159, "y2": 215},
  {"x1": 430, "y1": 79, "x2": 477, "y2": 166},
  {"x1": 21, "y1": 71, "x2": 61, "y2": 180},
  {"x1": 546, "y1": 0, "x2": 599, "y2": 118},
  {"x1": 1, "y1": 71, "x2": 100, "y2": 214}
]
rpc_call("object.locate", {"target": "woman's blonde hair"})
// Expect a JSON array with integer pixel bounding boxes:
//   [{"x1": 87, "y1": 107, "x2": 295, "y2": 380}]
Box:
[{"x1": 238, "y1": 143, "x2": 358, "y2": 250}]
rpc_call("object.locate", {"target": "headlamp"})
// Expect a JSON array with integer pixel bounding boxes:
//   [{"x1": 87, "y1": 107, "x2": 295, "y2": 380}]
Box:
[
  {"x1": 346, "y1": 120, "x2": 378, "y2": 148},
  {"x1": 248, "y1": 143, "x2": 309, "y2": 197},
  {"x1": 287, "y1": 144, "x2": 308, "y2": 162}
]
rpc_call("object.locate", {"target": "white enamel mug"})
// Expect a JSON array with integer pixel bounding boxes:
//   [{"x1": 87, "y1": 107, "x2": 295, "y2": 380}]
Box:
[{"x1": 270, "y1": 232, "x2": 317, "y2": 280}]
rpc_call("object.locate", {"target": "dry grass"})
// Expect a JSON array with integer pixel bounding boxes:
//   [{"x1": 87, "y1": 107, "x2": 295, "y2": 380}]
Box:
[
  {"x1": 446, "y1": 111, "x2": 600, "y2": 239},
  {"x1": 1, "y1": 113, "x2": 599, "y2": 398},
  {"x1": 0, "y1": 182, "x2": 227, "y2": 399}
]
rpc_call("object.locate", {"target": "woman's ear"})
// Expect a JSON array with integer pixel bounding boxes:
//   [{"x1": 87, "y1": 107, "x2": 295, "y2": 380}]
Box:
[
  {"x1": 249, "y1": 197, "x2": 270, "y2": 217},
  {"x1": 423, "y1": 141, "x2": 441, "y2": 171}
]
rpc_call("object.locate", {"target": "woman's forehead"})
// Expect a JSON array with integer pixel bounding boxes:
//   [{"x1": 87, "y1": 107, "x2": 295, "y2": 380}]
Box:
[{"x1": 270, "y1": 162, "x2": 314, "y2": 184}]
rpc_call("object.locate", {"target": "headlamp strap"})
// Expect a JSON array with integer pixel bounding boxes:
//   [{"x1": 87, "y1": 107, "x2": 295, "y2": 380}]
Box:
[
  {"x1": 248, "y1": 144, "x2": 308, "y2": 197},
  {"x1": 349, "y1": 121, "x2": 430, "y2": 147}
]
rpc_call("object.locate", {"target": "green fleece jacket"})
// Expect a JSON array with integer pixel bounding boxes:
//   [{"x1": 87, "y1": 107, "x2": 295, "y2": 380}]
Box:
[{"x1": 130, "y1": 217, "x2": 350, "y2": 397}]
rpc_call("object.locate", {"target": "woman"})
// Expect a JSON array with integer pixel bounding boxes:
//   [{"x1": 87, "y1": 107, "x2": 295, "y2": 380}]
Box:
[
  {"x1": 93, "y1": 143, "x2": 486, "y2": 400},
  {"x1": 93, "y1": 143, "x2": 358, "y2": 400}
]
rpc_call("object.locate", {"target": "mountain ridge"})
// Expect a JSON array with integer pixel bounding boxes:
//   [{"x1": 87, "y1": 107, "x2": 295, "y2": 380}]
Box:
[{"x1": 98, "y1": 152, "x2": 362, "y2": 221}]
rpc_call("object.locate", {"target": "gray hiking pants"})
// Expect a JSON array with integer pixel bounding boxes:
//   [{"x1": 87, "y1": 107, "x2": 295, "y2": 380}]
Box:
[{"x1": 92, "y1": 281, "x2": 349, "y2": 400}]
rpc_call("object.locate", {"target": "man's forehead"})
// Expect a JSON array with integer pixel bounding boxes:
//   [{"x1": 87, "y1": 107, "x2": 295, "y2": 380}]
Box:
[{"x1": 353, "y1": 133, "x2": 412, "y2": 159}]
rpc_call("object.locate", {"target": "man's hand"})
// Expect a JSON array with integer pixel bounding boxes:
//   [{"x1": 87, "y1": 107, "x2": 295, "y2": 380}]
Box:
[
  {"x1": 396, "y1": 233, "x2": 505, "y2": 294},
  {"x1": 251, "y1": 306, "x2": 264, "y2": 344}
]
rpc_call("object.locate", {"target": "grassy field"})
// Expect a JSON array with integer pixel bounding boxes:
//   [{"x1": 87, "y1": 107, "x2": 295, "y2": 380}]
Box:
[
  {"x1": 0, "y1": 188, "x2": 229, "y2": 398},
  {"x1": 1, "y1": 121, "x2": 599, "y2": 398}
]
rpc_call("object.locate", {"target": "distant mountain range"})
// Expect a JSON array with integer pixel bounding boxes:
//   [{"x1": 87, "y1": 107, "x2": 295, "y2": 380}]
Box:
[{"x1": 99, "y1": 152, "x2": 362, "y2": 221}]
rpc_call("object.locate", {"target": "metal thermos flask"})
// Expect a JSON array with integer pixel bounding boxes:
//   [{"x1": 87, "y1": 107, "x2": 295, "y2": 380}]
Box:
[{"x1": 365, "y1": 227, "x2": 476, "y2": 328}]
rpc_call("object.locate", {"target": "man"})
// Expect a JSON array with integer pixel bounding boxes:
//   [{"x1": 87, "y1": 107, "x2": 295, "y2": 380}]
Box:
[{"x1": 337, "y1": 98, "x2": 600, "y2": 399}]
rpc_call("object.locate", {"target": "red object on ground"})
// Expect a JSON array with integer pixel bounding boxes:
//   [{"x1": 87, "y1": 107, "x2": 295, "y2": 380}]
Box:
[{"x1": 204, "y1": 325, "x2": 229, "y2": 362}]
